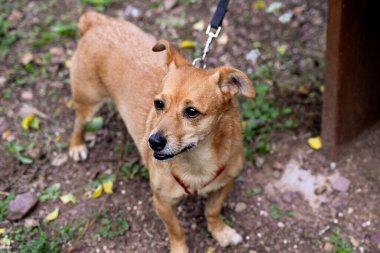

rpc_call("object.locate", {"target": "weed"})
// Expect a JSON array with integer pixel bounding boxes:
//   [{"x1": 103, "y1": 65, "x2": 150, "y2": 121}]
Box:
[
  {"x1": 81, "y1": 0, "x2": 113, "y2": 12},
  {"x1": 121, "y1": 159, "x2": 149, "y2": 180},
  {"x1": 221, "y1": 215, "x2": 234, "y2": 227},
  {"x1": 270, "y1": 203, "x2": 293, "y2": 219},
  {"x1": 329, "y1": 234, "x2": 353, "y2": 253},
  {"x1": 0, "y1": 193, "x2": 16, "y2": 222},
  {"x1": 4, "y1": 141, "x2": 34, "y2": 165},
  {"x1": 0, "y1": 12, "x2": 22, "y2": 60},
  {"x1": 39, "y1": 184, "x2": 61, "y2": 202},
  {"x1": 244, "y1": 187, "x2": 262, "y2": 197},
  {"x1": 51, "y1": 21, "x2": 78, "y2": 38},
  {"x1": 95, "y1": 210, "x2": 130, "y2": 239}
]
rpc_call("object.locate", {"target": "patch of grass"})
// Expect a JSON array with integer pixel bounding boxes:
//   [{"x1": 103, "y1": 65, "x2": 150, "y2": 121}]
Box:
[
  {"x1": 329, "y1": 234, "x2": 353, "y2": 253},
  {"x1": 4, "y1": 141, "x2": 34, "y2": 165},
  {"x1": 244, "y1": 187, "x2": 262, "y2": 197},
  {"x1": 241, "y1": 70, "x2": 297, "y2": 160},
  {"x1": 39, "y1": 184, "x2": 61, "y2": 202},
  {"x1": 81, "y1": 0, "x2": 113, "y2": 12},
  {"x1": 0, "y1": 193, "x2": 16, "y2": 222},
  {"x1": 95, "y1": 210, "x2": 130, "y2": 239},
  {"x1": 51, "y1": 21, "x2": 78, "y2": 38},
  {"x1": 221, "y1": 215, "x2": 234, "y2": 227},
  {"x1": 121, "y1": 159, "x2": 149, "y2": 180},
  {"x1": 270, "y1": 203, "x2": 293, "y2": 220},
  {"x1": 0, "y1": 12, "x2": 22, "y2": 60}
]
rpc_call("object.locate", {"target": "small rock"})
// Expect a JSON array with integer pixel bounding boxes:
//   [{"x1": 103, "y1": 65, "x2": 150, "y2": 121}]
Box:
[
  {"x1": 324, "y1": 242, "x2": 334, "y2": 252},
  {"x1": 191, "y1": 223, "x2": 196, "y2": 230},
  {"x1": 124, "y1": 5, "x2": 142, "y2": 18},
  {"x1": 281, "y1": 191, "x2": 294, "y2": 203},
  {"x1": 163, "y1": 0, "x2": 177, "y2": 10},
  {"x1": 332, "y1": 176, "x2": 351, "y2": 192},
  {"x1": 7, "y1": 192, "x2": 38, "y2": 221},
  {"x1": 51, "y1": 154, "x2": 68, "y2": 167},
  {"x1": 49, "y1": 47, "x2": 64, "y2": 57},
  {"x1": 235, "y1": 202, "x2": 247, "y2": 213},
  {"x1": 50, "y1": 81, "x2": 64, "y2": 89},
  {"x1": 21, "y1": 90, "x2": 33, "y2": 100},
  {"x1": 314, "y1": 185, "x2": 327, "y2": 195},
  {"x1": 24, "y1": 218, "x2": 39, "y2": 229},
  {"x1": 371, "y1": 232, "x2": 380, "y2": 245},
  {"x1": 0, "y1": 76, "x2": 6, "y2": 86},
  {"x1": 277, "y1": 222, "x2": 285, "y2": 228}
]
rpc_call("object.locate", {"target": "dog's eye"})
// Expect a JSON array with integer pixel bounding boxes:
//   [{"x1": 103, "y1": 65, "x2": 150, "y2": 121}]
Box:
[
  {"x1": 184, "y1": 107, "x2": 200, "y2": 118},
  {"x1": 154, "y1": 99, "x2": 165, "y2": 110}
]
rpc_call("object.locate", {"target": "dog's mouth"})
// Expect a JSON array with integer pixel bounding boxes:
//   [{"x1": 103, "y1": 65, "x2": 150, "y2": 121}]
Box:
[{"x1": 153, "y1": 144, "x2": 196, "y2": 161}]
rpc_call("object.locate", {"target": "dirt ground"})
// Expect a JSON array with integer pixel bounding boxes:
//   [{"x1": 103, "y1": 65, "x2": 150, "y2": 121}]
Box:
[{"x1": 1, "y1": 0, "x2": 380, "y2": 252}]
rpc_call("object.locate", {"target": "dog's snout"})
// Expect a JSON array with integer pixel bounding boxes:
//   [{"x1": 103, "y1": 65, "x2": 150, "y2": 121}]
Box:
[{"x1": 149, "y1": 133, "x2": 167, "y2": 151}]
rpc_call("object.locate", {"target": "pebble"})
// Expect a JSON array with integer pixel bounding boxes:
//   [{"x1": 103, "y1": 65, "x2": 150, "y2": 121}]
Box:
[
  {"x1": 278, "y1": 222, "x2": 285, "y2": 228},
  {"x1": 324, "y1": 242, "x2": 334, "y2": 252},
  {"x1": 332, "y1": 176, "x2": 351, "y2": 192},
  {"x1": 370, "y1": 231, "x2": 380, "y2": 245},
  {"x1": 24, "y1": 218, "x2": 39, "y2": 229},
  {"x1": 235, "y1": 202, "x2": 247, "y2": 213},
  {"x1": 21, "y1": 90, "x2": 33, "y2": 100},
  {"x1": 51, "y1": 154, "x2": 68, "y2": 167},
  {"x1": 191, "y1": 223, "x2": 196, "y2": 230},
  {"x1": 7, "y1": 192, "x2": 38, "y2": 221}
]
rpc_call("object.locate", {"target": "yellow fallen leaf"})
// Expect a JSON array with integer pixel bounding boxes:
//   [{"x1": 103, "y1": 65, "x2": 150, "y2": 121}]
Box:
[
  {"x1": 0, "y1": 228, "x2": 5, "y2": 235},
  {"x1": 253, "y1": 0, "x2": 267, "y2": 10},
  {"x1": 22, "y1": 115, "x2": 34, "y2": 130},
  {"x1": 60, "y1": 193, "x2": 76, "y2": 204},
  {"x1": 319, "y1": 85, "x2": 325, "y2": 93},
  {"x1": 46, "y1": 208, "x2": 59, "y2": 221},
  {"x1": 253, "y1": 41, "x2": 262, "y2": 48},
  {"x1": 83, "y1": 190, "x2": 92, "y2": 198},
  {"x1": 103, "y1": 181, "x2": 113, "y2": 194},
  {"x1": 241, "y1": 121, "x2": 247, "y2": 129},
  {"x1": 192, "y1": 20, "x2": 205, "y2": 31},
  {"x1": 276, "y1": 45, "x2": 287, "y2": 55},
  {"x1": 179, "y1": 40, "x2": 196, "y2": 49},
  {"x1": 205, "y1": 247, "x2": 215, "y2": 253},
  {"x1": 307, "y1": 136, "x2": 322, "y2": 150},
  {"x1": 65, "y1": 99, "x2": 74, "y2": 109},
  {"x1": 92, "y1": 185, "x2": 103, "y2": 199},
  {"x1": 65, "y1": 59, "x2": 71, "y2": 69}
]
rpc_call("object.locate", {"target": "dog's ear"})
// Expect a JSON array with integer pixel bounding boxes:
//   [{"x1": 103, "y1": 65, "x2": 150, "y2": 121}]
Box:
[
  {"x1": 152, "y1": 40, "x2": 189, "y2": 68},
  {"x1": 211, "y1": 67, "x2": 256, "y2": 98}
]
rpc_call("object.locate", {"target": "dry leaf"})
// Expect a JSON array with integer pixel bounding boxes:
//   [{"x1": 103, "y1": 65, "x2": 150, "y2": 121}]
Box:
[
  {"x1": 22, "y1": 115, "x2": 34, "y2": 130},
  {"x1": 2, "y1": 129, "x2": 11, "y2": 140},
  {"x1": 217, "y1": 34, "x2": 229, "y2": 45},
  {"x1": 46, "y1": 208, "x2": 59, "y2": 221},
  {"x1": 0, "y1": 228, "x2": 5, "y2": 235},
  {"x1": 60, "y1": 193, "x2": 76, "y2": 204},
  {"x1": 92, "y1": 185, "x2": 103, "y2": 198},
  {"x1": 307, "y1": 136, "x2": 322, "y2": 150},
  {"x1": 21, "y1": 52, "x2": 34, "y2": 65},
  {"x1": 19, "y1": 104, "x2": 47, "y2": 119},
  {"x1": 103, "y1": 181, "x2": 113, "y2": 194},
  {"x1": 179, "y1": 40, "x2": 196, "y2": 49},
  {"x1": 276, "y1": 45, "x2": 287, "y2": 55}
]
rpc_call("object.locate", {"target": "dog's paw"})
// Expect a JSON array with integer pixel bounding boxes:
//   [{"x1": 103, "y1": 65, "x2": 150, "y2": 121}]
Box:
[
  {"x1": 211, "y1": 225, "x2": 242, "y2": 247},
  {"x1": 69, "y1": 145, "x2": 88, "y2": 162}
]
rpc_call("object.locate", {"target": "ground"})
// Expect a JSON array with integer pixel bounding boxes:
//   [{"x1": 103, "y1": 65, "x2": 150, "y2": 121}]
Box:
[{"x1": 1, "y1": 0, "x2": 380, "y2": 252}]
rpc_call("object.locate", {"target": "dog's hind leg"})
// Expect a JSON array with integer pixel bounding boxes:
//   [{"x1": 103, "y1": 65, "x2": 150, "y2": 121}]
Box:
[{"x1": 205, "y1": 181, "x2": 243, "y2": 247}]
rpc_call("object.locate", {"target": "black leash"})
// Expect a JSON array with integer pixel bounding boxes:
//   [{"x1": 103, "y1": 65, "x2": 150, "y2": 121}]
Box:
[{"x1": 193, "y1": 0, "x2": 230, "y2": 68}]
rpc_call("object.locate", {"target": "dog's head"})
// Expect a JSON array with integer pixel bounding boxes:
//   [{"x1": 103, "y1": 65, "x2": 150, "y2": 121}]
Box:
[{"x1": 148, "y1": 40, "x2": 255, "y2": 161}]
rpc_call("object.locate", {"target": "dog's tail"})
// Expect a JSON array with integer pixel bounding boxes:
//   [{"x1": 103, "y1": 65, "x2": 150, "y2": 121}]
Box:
[{"x1": 78, "y1": 12, "x2": 108, "y2": 36}]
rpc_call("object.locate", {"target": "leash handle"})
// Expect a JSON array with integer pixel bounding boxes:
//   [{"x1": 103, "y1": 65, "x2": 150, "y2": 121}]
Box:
[
  {"x1": 210, "y1": 0, "x2": 230, "y2": 29},
  {"x1": 193, "y1": 0, "x2": 230, "y2": 69}
]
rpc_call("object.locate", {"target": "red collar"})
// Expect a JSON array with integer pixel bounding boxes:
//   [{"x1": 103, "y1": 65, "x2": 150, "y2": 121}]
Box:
[{"x1": 171, "y1": 167, "x2": 225, "y2": 195}]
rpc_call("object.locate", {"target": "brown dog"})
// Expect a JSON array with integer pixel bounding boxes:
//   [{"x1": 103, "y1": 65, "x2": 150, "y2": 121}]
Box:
[{"x1": 69, "y1": 12, "x2": 255, "y2": 253}]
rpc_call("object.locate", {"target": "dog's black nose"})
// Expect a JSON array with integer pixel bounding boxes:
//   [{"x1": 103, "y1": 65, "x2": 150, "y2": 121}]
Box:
[{"x1": 148, "y1": 133, "x2": 167, "y2": 151}]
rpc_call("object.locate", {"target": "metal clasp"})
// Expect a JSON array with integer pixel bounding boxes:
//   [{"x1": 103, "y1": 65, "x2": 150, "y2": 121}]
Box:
[{"x1": 192, "y1": 25, "x2": 222, "y2": 69}]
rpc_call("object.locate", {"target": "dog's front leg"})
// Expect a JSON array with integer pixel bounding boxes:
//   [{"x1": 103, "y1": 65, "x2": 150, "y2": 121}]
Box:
[
  {"x1": 205, "y1": 181, "x2": 243, "y2": 247},
  {"x1": 153, "y1": 193, "x2": 188, "y2": 253}
]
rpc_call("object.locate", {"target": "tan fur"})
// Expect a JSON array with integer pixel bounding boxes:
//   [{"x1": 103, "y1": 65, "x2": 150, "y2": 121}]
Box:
[{"x1": 69, "y1": 12, "x2": 255, "y2": 253}]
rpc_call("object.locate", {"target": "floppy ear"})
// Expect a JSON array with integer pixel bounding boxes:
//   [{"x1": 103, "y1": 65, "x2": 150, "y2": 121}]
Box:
[
  {"x1": 152, "y1": 40, "x2": 189, "y2": 67},
  {"x1": 211, "y1": 66, "x2": 256, "y2": 98}
]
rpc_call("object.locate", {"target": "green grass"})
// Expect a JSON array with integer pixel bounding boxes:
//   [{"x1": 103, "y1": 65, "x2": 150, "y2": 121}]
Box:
[
  {"x1": 329, "y1": 234, "x2": 353, "y2": 253},
  {"x1": 39, "y1": 185, "x2": 62, "y2": 202},
  {"x1": 4, "y1": 141, "x2": 34, "y2": 165},
  {"x1": 121, "y1": 159, "x2": 149, "y2": 180},
  {"x1": 0, "y1": 12, "x2": 22, "y2": 60},
  {"x1": 81, "y1": 0, "x2": 113, "y2": 12},
  {"x1": 270, "y1": 203, "x2": 293, "y2": 219},
  {"x1": 95, "y1": 209, "x2": 130, "y2": 239},
  {"x1": 0, "y1": 193, "x2": 16, "y2": 222}
]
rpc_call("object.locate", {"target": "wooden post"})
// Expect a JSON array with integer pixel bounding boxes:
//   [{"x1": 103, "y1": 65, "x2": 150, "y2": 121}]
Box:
[{"x1": 322, "y1": 0, "x2": 380, "y2": 155}]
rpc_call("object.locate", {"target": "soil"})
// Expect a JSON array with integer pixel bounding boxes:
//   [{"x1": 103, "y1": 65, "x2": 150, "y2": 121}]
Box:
[{"x1": 1, "y1": 0, "x2": 379, "y2": 252}]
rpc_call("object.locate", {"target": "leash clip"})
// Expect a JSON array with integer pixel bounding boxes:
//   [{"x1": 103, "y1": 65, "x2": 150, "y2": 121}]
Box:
[{"x1": 193, "y1": 25, "x2": 222, "y2": 69}]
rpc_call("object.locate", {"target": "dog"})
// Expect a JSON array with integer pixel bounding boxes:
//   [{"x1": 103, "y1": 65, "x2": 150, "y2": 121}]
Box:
[{"x1": 68, "y1": 12, "x2": 255, "y2": 253}]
